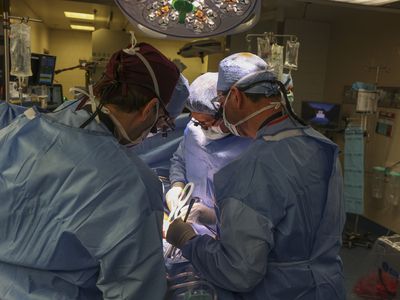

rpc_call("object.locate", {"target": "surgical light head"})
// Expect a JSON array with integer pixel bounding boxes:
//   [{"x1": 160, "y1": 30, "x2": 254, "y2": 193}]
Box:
[{"x1": 115, "y1": 0, "x2": 261, "y2": 39}]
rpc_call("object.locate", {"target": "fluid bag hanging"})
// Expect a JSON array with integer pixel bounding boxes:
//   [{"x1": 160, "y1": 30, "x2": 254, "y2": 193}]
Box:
[
  {"x1": 10, "y1": 23, "x2": 33, "y2": 78},
  {"x1": 257, "y1": 36, "x2": 271, "y2": 60},
  {"x1": 270, "y1": 44, "x2": 283, "y2": 81},
  {"x1": 284, "y1": 40, "x2": 300, "y2": 71}
]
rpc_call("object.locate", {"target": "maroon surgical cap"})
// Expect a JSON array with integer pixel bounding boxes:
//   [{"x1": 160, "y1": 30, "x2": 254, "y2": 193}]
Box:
[{"x1": 95, "y1": 43, "x2": 180, "y2": 106}]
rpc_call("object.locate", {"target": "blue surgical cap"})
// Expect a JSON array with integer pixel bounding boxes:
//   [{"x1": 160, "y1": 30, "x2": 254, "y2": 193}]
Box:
[
  {"x1": 235, "y1": 70, "x2": 280, "y2": 97},
  {"x1": 186, "y1": 72, "x2": 219, "y2": 115},
  {"x1": 166, "y1": 73, "x2": 190, "y2": 118},
  {"x1": 217, "y1": 53, "x2": 267, "y2": 93}
]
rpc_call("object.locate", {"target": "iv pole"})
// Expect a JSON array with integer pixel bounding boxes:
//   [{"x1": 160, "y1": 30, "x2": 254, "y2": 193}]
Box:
[
  {"x1": 2, "y1": 0, "x2": 10, "y2": 102},
  {"x1": 246, "y1": 32, "x2": 298, "y2": 52},
  {"x1": 1, "y1": 0, "x2": 42, "y2": 102}
]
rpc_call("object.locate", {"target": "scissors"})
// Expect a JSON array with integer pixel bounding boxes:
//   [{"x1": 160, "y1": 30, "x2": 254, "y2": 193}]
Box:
[{"x1": 168, "y1": 182, "x2": 195, "y2": 222}]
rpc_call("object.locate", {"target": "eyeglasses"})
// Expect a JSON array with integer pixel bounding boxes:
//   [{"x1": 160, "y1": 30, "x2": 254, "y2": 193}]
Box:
[
  {"x1": 191, "y1": 117, "x2": 218, "y2": 130},
  {"x1": 150, "y1": 99, "x2": 175, "y2": 136},
  {"x1": 210, "y1": 95, "x2": 225, "y2": 121}
]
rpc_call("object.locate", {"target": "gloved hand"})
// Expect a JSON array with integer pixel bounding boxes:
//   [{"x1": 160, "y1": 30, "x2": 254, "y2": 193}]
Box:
[
  {"x1": 165, "y1": 182, "x2": 185, "y2": 211},
  {"x1": 166, "y1": 218, "x2": 197, "y2": 249},
  {"x1": 178, "y1": 203, "x2": 217, "y2": 225}
]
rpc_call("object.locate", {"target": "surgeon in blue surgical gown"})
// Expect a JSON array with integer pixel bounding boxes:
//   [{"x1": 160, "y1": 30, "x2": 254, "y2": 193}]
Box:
[
  {"x1": 0, "y1": 43, "x2": 181, "y2": 299},
  {"x1": 166, "y1": 72, "x2": 251, "y2": 235},
  {"x1": 166, "y1": 53, "x2": 346, "y2": 300},
  {"x1": 0, "y1": 101, "x2": 26, "y2": 129},
  {"x1": 134, "y1": 73, "x2": 190, "y2": 177}
]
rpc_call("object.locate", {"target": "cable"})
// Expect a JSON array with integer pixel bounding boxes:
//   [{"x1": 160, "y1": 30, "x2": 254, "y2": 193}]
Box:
[
  {"x1": 378, "y1": 268, "x2": 396, "y2": 300},
  {"x1": 388, "y1": 161, "x2": 400, "y2": 171},
  {"x1": 79, "y1": 103, "x2": 104, "y2": 129},
  {"x1": 275, "y1": 80, "x2": 307, "y2": 126}
]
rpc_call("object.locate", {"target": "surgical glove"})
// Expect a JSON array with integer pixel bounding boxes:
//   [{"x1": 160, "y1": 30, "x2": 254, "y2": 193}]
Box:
[
  {"x1": 179, "y1": 203, "x2": 217, "y2": 225},
  {"x1": 166, "y1": 218, "x2": 197, "y2": 249},
  {"x1": 166, "y1": 182, "x2": 185, "y2": 211}
]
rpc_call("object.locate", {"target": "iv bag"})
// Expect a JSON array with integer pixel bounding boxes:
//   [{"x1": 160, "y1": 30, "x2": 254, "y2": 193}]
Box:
[
  {"x1": 10, "y1": 23, "x2": 32, "y2": 78},
  {"x1": 257, "y1": 37, "x2": 271, "y2": 60},
  {"x1": 284, "y1": 40, "x2": 300, "y2": 70},
  {"x1": 270, "y1": 44, "x2": 283, "y2": 81}
]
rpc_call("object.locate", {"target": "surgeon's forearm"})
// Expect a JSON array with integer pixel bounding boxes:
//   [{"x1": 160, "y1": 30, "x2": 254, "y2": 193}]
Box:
[
  {"x1": 169, "y1": 143, "x2": 186, "y2": 184},
  {"x1": 181, "y1": 198, "x2": 272, "y2": 292},
  {"x1": 169, "y1": 164, "x2": 187, "y2": 184},
  {"x1": 182, "y1": 235, "x2": 265, "y2": 292}
]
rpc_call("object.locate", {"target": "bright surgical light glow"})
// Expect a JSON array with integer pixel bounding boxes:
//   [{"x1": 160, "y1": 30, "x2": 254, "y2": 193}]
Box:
[
  {"x1": 70, "y1": 24, "x2": 95, "y2": 31},
  {"x1": 115, "y1": 0, "x2": 260, "y2": 38},
  {"x1": 64, "y1": 11, "x2": 95, "y2": 20},
  {"x1": 329, "y1": 0, "x2": 398, "y2": 5}
]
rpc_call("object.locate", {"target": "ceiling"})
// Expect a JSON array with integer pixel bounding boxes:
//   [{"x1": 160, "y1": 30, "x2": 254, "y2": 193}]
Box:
[
  {"x1": 21, "y1": 0, "x2": 129, "y2": 31},
  {"x1": 19, "y1": 0, "x2": 400, "y2": 33},
  {"x1": 295, "y1": 0, "x2": 400, "y2": 12}
]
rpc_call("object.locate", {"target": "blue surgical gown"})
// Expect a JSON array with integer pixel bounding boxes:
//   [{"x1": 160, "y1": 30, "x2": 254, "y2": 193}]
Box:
[
  {"x1": 0, "y1": 101, "x2": 26, "y2": 129},
  {"x1": 182, "y1": 118, "x2": 346, "y2": 299},
  {"x1": 169, "y1": 121, "x2": 251, "y2": 208},
  {"x1": 0, "y1": 107, "x2": 167, "y2": 299}
]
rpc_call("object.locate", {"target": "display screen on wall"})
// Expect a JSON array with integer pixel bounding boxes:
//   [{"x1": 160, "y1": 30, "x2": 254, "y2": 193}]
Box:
[{"x1": 301, "y1": 101, "x2": 341, "y2": 129}]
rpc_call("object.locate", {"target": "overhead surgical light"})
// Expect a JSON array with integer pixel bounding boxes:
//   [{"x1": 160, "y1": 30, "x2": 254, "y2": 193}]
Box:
[{"x1": 114, "y1": 0, "x2": 261, "y2": 38}]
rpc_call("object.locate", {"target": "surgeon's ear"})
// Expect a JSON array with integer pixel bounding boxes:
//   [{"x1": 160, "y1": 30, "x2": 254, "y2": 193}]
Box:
[
  {"x1": 140, "y1": 98, "x2": 158, "y2": 120},
  {"x1": 231, "y1": 87, "x2": 244, "y2": 109}
]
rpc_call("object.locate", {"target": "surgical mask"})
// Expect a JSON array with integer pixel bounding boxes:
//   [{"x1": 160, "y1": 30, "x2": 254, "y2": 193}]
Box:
[
  {"x1": 201, "y1": 126, "x2": 229, "y2": 140},
  {"x1": 102, "y1": 102, "x2": 159, "y2": 147},
  {"x1": 222, "y1": 88, "x2": 281, "y2": 137}
]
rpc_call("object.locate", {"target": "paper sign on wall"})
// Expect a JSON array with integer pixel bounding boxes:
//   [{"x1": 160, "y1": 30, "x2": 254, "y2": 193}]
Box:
[{"x1": 376, "y1": 111, "x2": 396, "y2": 137}]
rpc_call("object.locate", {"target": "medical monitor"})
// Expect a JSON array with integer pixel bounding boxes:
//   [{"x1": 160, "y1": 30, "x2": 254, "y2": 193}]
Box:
[
  {"x1": 11, "y1": 54, "x2": 56, "y2": 86},
  {"x1": 301, "y1": 101, "x2": 341, "y2": 129},
  {"x1": 26, "y1": 53, "x2": 56, "y2": 86},
  {"x1": 28, "y1": 54, "x2": 41, "y2": 85},
  {"x1": 37, "y1": 54, "x2": 56, "y2": 85}
]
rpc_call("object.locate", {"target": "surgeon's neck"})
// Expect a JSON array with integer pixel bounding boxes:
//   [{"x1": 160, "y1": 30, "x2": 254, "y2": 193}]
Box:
[{"x1": 241, "y1": 107, "x2": 283, "y2": 139}]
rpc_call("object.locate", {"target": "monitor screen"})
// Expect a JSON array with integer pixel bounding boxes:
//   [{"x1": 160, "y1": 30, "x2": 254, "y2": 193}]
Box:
[
  {"x1": 11, "y1": 54, "x2": 56, "y2": 86},
  {"x1": 28, "y1": 54, "x2": 41, "y2": 85},
  {"x1": 301, "y1": 101, "x2": 341, "y2": 128},
  {"x1": 38, "y1": 55, "x2": 56, "y2": 85}
]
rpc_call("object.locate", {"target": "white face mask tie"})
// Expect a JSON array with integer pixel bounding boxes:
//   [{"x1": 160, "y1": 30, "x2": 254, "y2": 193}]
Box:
[
  {"x1": 101, "y1": 102, "x2": 159, "y2": 147},
  {"x1": 222, "y1": 88, "x2": 281, "y2": 137},
  {"x1": 70, "y1": 86, "x2": 99, "y2": 123}
]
